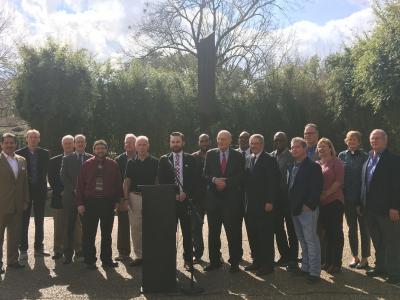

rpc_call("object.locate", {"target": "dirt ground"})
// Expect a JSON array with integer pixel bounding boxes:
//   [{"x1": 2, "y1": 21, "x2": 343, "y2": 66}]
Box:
[{"x1": 1, "y1": 216, "x2": 400, "y2": 300}]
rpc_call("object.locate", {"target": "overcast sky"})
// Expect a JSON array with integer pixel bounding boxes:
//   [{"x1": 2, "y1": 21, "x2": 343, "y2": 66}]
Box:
[{"x1": 2, "y1": 0, "x2": 375, "y2": 61}]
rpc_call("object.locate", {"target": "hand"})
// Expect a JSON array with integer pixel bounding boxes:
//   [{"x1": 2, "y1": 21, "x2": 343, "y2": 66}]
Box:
[
  {"x1": 264, "y1": 203, "x2": 273, "y2": 212},
  {"x1": 78, "y1": 205, "x2": 85, "y2": 216},
  {"x1": 179, "y1": 192, "x2": 187, "y2": 202},
  {"x1": 215, "y1": 178, "x2": 227, "y2": 191},
  {"x1": 302, "y1": 205, "x2": 311, "y2": 212},
  {"x1": 389, "y1": 209, "x2": 400, "y2": 222},
  {"x1": 356, "y1": 206, "x2": 363, "y2": 216}
]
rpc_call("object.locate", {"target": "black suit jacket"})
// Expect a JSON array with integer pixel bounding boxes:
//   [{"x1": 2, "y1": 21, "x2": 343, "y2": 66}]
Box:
[
  {"x1": 16, "y1": 146, "x2": 49, "y2": 197},
  {"x1": 288, "y1": 157, "x2": 323, "y2": 216},
  {"x1": 158, "y1": 152, "x2": 196, "y2": 199},
  {"x1": 115, "y1": 152, "x2": 133, "y2": 178},
  {"x1": 48, "y1": 154, "x2": 64, "y2": 209},
  {"x1": 245, "y1": 152, "x2": 280, "y2": 216},
  {"x1": 361, "y1": 149, "x2": 400, "y2": 215},
  {"x1": 203, "y1": 148, "x2": 245, "y2": 210}
]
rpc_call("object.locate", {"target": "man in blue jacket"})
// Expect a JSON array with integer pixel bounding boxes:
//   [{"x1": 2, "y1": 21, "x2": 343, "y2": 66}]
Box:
[{"x1": 288, "y1": 137, "x2": 323, "y2": 284}]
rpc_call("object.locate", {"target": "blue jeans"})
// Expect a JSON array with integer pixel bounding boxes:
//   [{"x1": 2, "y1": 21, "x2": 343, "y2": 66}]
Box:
[{"x1": 292, "y1": 208, "x2": 321, "y2": 277}]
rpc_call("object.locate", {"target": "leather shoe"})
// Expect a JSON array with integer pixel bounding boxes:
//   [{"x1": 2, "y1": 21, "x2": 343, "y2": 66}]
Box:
[
  {"x1": 8, "y1": 262, "x2": 25, "y2": 269},
  {"x1": 184, "y1": 261, "x2": 194, "y2": 271},
  {"x1": 130, "y1": 259, "x2": 143, "y2": 267},
  {"x1": 102, "y1": 261, "x2": 118, "y2": 268},
  {"x1": 229, "y1": 264, "x2": 240, "y2": 273},
  {"x1": 349, "y1": 260, "x2": 360, "y2": 268},
  {"x1": 356, "y1": 262, "x2": 369, "y2": 270},
  {"x1": 385, "y1": 277, "x2": 400, "y2": 285},
  {"x1": 63, "y1": 257, "x2": 72, "y2": 265},
  {"x1": 366, "y1": 269, "x2": 387, "y2": 277},
  {"x1": 193, "y1": 257, "x2": 203, "y2": 264},
  {"x1": 307, "y1": 275, "x2": 320, "y2": 284},
  {"x1": 244, "y1": 263, "x2": 260, "y2": 271},
  {"x1": 52, "y1": 253, "x2": 63, "y2": 260},
  {"x1": 34, "y1": 249, "x2": 51, "y2": 257},
  {"x1": 0, "y1": 266, "x2": 4, "y2": 274},
  {"x1": 203, "y1": 263, "x2": 222, "y2": 272},
  {"x1": 256, "y1": 267, "x2": 274, "y2": 276}
]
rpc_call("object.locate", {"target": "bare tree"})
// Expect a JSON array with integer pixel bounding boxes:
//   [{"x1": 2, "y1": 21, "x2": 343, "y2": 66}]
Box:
[{"x1": 128, "y1": 0, "x2": 292, "y2": 79}]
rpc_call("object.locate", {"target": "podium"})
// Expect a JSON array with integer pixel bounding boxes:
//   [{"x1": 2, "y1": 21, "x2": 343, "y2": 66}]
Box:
[{"x1": 140, "y1": 184, "x2": 177, "y2": 293}]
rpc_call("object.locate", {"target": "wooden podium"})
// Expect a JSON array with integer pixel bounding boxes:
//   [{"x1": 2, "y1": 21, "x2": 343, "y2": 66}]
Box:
[{"x1": 140, "y1": 184, "x2": 177, "y2": 293}]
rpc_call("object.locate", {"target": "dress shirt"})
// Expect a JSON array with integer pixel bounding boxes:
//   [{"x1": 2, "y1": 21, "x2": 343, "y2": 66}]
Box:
[
  {"x1": 173, "y1": 151, "x2": 184, "y2": 192},
  {"x1": 237, "y1": 147, "x2": 251, "y2": 159},
  {"x1": 307, "y1": 145, "x2": 317, "y2": 160},
  {"x1": 3, "y1": 151, "x2": 18, "y2": 179},
  {"x1": 366, "y1": 150, "x2": 382, "y2": 189},
  {"x1": 219, "y1": 149, "x2": 230, "y2": 163}
]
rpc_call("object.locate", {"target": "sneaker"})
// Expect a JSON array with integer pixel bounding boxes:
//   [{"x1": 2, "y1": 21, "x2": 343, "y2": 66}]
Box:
[{"x1": 19, "y1": 251, "x2": 28, "y2": 261}]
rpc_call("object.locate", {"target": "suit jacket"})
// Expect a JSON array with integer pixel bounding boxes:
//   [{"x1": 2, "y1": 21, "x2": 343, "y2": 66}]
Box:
[
  {"x1": 360, "y1": 149, "x2": 400, "y2": 215},
  {"x1": 115, "y1": 152, "x2": 135, "y2": 179},
  {"x1": 287, "y1": 157, "x2": 323, "y2": 216},
  {"x1": 60, "y1": 152, "x2": 93, "y2": 207},
  {"x1": 16, "y1": 146, "x2": 49, "y2": 196},
  {"x1": 158, "y1": 152, "x2": 195, "y2": 199},
  {"x1": 245, "y1": 152, "x2": 280, "y2": 216},
  {"x1": 203, "y1": 148, "x2": 245, "y2": 210},
  {"x1": 192, "y1": 150, "x2": 207, "y2": 212},
  {"x1": 48, "y1": 154, "x2": 64, "y2": 209},
  {"x1": 0, "y1": 152, "x2": 29, "y2": 214}
]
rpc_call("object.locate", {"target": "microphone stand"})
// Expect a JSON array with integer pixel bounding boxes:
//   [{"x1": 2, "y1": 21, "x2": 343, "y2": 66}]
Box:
[{"x1": 167, "y1": 156, "x2": 204, "y2": 296}]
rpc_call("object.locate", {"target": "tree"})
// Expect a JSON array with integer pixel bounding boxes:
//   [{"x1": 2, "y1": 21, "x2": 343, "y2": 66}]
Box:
[
  {"x1": 128, "y1": 0, "x2": 290, "y2": 78},
  {"x1": 13, "y1": 40, "x2": 96, "y2": 152}
]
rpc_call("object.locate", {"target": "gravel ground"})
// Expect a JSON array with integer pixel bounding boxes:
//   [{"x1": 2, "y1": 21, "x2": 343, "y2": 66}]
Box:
[{"x1": 1, "y1": 216, "x2": 400, "y2": 300}]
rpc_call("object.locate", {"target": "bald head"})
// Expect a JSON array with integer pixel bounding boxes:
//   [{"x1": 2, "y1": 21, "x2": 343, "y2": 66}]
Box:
[
  {"x1": 238, "y1": 131, "x2": 250, "y2": 151},
  {"x1": 198, "y1": 134, "x2": 210, "y2": 152},
  {"x1": 370, "y1": 129, "x2": 388, "y2": 153},
  {"x1": 273, "y1": 131, "x2": 288, "y2": 153},
  {"x1": 217, "y1": 130, "x2": 232, "y2": 151}
]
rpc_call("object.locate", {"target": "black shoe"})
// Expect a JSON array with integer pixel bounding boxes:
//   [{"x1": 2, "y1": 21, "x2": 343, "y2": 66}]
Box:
[
  {"x1": 204, "y1": 263, "x2": 222, "y2": 272},
  {"x1": 366, "y1": 269, "x2": 387, "y2": 277},
  {"x1": 244, "y1": 263, "x2": 260, "y2": 271},
  {"x1": 287, "y1": 262, "x2": 298, "y2": 272},
  {"x1": 356, "y1": 262, "x2": 369, "y2": 270},
  {"x1": 86, "y1": 263, "x2": 97, "y2": 270},
  {"x1": 8, "y1": 262, "x2": 25, "y2": 269},
  {"x1": 349, "y1": 260, "x2": 360, "y2": 268},
  {"x1": 292, "y1": 268, "x2": 309, "y2": 276},
  {"x1": 256, "y1": 267, "x2": 274, "y2": 276},
  {"x1": 0, "y1": 266, "x2": 4, "y2": 274},
  {"x1": 52, "y1": 253, "x2": 63, "y2": 260},
  {"x1": 129, "y1": 259, "x2": 143, "y2": 267},
  {"x1": 34, "y1": 249, "x2": 51, "y2": 257},
  {"x1": 307, "y1": 275, "x2": 320, "y2": 284},
  {"x1": 275, "y1": 257, "x2": 289, "y2": 267},
  {"x1": 193, "y1": 257, "x2": 203, "y2": 264},
  {"x1": 63, "y1": 257, "x2": 72, "y2": 265},
  {"x1": 385, "y1": 276, "x2": 400, "y2": 285},
  {"x1": 184, "y1": 261, "x2": 194, "y2": 271},
  {"x1": 229, "y1": 264, "x2": 240, "y2": 273},
  {"x1": 102, "y1": 261, "x2": 118, "y2": 268}
]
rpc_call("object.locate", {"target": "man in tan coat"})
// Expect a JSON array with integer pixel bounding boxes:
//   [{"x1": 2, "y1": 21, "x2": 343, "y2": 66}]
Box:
[{"x1": 0, "y1": 133, "x2": 29, "y2": 273}]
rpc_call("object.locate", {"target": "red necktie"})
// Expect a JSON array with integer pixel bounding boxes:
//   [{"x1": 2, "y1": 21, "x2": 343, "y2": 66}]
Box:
[{"x1": 220, "y1": 152, "x2": 227, "y2": 174}]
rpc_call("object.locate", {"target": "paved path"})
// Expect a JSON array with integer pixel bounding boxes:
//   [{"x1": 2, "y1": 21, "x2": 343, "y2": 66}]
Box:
[{"x1": 1, "y1": 217, "x2": 400, "y2": 299}]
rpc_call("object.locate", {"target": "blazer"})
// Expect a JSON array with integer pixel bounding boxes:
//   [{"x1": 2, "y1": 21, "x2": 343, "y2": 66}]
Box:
[
  {"x1": 158, "y1": 152, "x2": 195, "y2": 199},
  {"x1": 203, "y1": 148, "x2": 245, "y2": 210},
  {"x1": 244, "y1": 152, "x2": 280, "y2": 216},
  {"x1": 0, "y1": 152, "x2": 29, "y2": 214},
  {"x1": 48, "y1": 154, "x2": 64, "y2": 209},
  {"x1": 287, "y1": 157, "x2": 323, "y2": 216},
  {"x1": 16, "y1": 146, "x2": 49, "y2": 196},
  {"x1": 115, "y1": 152, "x2": 134, "y2": 179},
  {"x1": 60, "y1": 152, "x2": 93, "y2": 207},
  {"x1": 360, "y1": 149, "x2": 400, "y2": 215}
]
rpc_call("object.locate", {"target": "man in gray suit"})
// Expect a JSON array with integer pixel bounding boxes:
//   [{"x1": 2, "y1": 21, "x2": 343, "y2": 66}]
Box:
[
  {"x1": 60, "y1": 134, "x2": 93, "y2": 264},
  {"x1": 0, "y1": 133, "x2": 29, "y2": 273}
]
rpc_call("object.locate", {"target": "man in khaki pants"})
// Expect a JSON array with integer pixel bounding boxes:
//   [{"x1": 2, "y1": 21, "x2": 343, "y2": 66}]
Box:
[
  {"x1": 0, "y1": 133, "x2": 29, "y2": 273},
  {"x1": 123, "y1": 136, "x2": 159, "y2": 266}
]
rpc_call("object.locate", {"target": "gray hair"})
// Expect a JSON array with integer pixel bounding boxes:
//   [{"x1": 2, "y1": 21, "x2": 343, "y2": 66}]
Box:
[
  {"x1": 124, "y1": 133, "x2": 137, "y2": 143},
  {"x1": 250, "y1": 134, "x2": 264, "y2": 144},
  {"x1": 291, "y1": 137, "x2": 307, "y2": 148},
  {"x1": 135, "y1": 135, "x2": 149, "y2": 145},
  {"x1": 61, "y1": 135, "x2": 74, "y2": 144}
]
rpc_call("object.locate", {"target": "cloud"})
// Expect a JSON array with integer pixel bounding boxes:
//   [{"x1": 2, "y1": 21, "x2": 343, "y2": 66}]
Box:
[{"x1": 279, "y1": 8, "x2": 375, "y2": 59}]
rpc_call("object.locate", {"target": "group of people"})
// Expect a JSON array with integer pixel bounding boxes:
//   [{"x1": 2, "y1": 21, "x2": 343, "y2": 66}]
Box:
[{"x1": 0, "y1": 124, "x2": 399, "y2": 286}]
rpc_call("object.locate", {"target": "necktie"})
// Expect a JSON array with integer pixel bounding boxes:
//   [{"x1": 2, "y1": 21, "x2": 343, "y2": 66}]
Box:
[
  {"x1": 221, "y1": 152, "x2": 227, "y2": 174},
  {"x1": 251, "y1": 155, "x2": 256, "y2": 169},
  {"x1": 242, "y1": 151, "x2": 246, "y2": 158},
  {"x1": 175, "y1": 153, "x2": 181, "y2": 185}
]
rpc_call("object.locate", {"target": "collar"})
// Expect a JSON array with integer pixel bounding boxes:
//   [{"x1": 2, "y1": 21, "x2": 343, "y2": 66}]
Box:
[
  {"x1": 219, "y1": 148, "x2": 230, "y2": 155},
  {"x1": 173, "y1": 151, "x2": 183, "y2": 156},
  {"x1": 369, "y1": 148, "x2": 386, "y2": 158},
  {"x1": 2, "y1": 151, "x2": 16, "y2": 159},
  {"x1": 252, "y1": 152, "x2": 262, "y2": 159}
]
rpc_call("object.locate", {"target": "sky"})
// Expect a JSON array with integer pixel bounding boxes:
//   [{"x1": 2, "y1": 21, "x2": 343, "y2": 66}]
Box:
[{"x1": 1, "y1": 0, "x2": 376, "y2": 61}]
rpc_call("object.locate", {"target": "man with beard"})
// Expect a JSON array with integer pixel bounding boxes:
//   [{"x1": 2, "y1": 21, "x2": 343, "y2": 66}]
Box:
[
  {"x1": 76, "y1": 140, "x2": 122, "y2": 270},
  {"x1": 191, "y1": 134, "x2": 211, "y2": 263},
  {"x1": 158, "y1": 132, "x2": 195, "y2": 270}
]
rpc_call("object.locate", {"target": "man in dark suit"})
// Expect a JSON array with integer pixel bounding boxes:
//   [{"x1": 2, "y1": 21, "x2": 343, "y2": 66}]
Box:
[
  {"x1": 158, "y1": 132, "x2": 195, "y2": 270},
  {"x1": 203, "y1": 130, "x2": 245, "y2": 273},
  {"x1": 16, "y1": 129, "x2": 50, "y2": 259},
  {"x1": 48, "y1": 135, "x2": 75, "y2": 260},
  {"x1": 244, "y1": 134, "x2": 280, "y2": 276},
  {"x1": 114, "y1": 133, "x2": 136, "y2": 262},
  {"x1": 60, "y1": 134, "x2": 93, "y2": 264},
  {"x1": 360, "y1": 129, "x2": 400, "y2": 284},
  {"x1": 288, "y1": 137, "x2": 323, "y2": 284}
]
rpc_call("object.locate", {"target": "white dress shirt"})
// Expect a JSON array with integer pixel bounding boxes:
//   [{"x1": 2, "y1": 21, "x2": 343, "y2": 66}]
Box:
[{"x1": 3, "y1": 151, "x2": 18, "y2": 179}]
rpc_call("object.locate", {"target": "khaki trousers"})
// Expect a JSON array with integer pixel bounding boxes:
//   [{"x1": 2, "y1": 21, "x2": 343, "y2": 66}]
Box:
[
  {"x1": 0, "y1": 211, "x2": 23, "y2": 265},
  {"x1": 53, "y1": 208, "x2": 82, "y2": 254},
  {"x1": 128, "y1": 193, "x2": 142, "y2": 259}
]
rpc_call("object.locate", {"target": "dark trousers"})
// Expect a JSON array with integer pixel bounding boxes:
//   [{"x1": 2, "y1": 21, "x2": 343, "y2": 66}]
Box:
[
  {"x1": 344, "y1": 201, "x2": 370, "y2": 258},
  {"x1": 20, "y1": 188, "x2": 46, "y2": 251},
  {"x1": 117, "y1": 210, "x2": 131, "y2": 256},
  {"x1": 274, "y1": 204, "x2": 298, "y2": 262},
  {"x1": 82, "y1": 198, "x2": 115, "y2": 264},
  {"x1": 207, "y1": 200, "x2": 242, "y2": 266},
  {"x1": 63, "y1": 200, "x2": 80, "y2": 259},
  {"x1": 246, "y1": 211, "x2": 274, "y2": 269},
  {"x1": 366, "y1": 211, "x2": 400, "y2": 277},
  {"x1": 319, "y1": 200, "x2": 344, "y2": 267},
  {"x1": 192, "y1": 210, "x2": 205, "y2": 260},
  {"x1": 177, "y1": 202, "x2": 192, "y2": 262}
]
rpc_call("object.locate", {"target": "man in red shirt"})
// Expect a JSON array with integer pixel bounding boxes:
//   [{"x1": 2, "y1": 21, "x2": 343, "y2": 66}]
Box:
[{"x1": 76, "y1": 140, "x2": 123, "y2": 270}]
